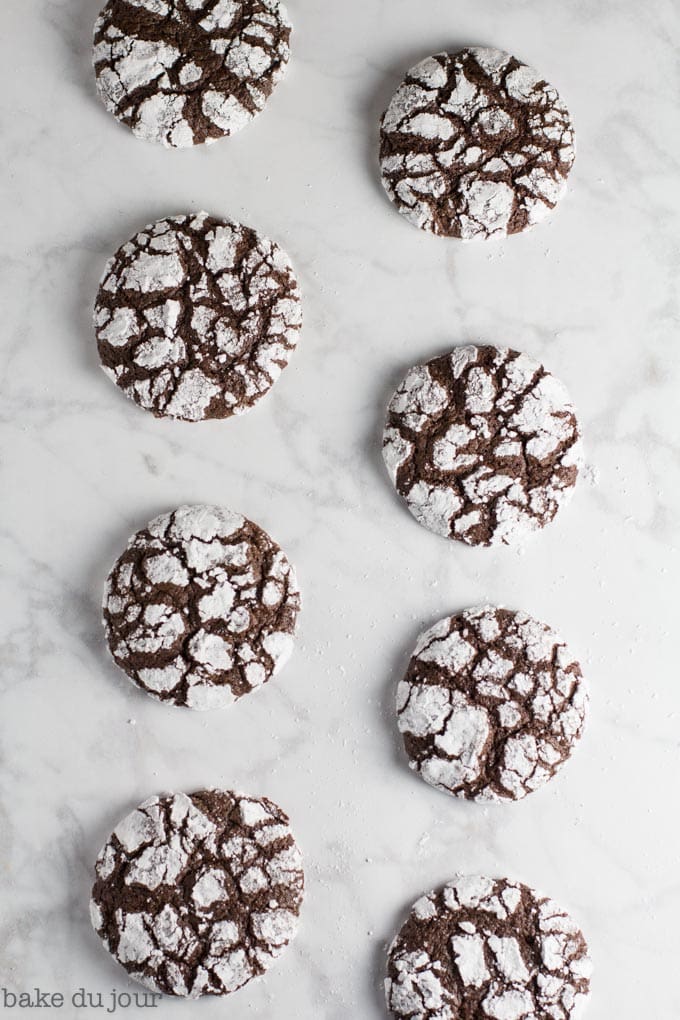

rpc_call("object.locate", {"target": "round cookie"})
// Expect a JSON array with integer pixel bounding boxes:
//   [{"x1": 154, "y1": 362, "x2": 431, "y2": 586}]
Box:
[
  {"x1": 90, "y1": 790, "x2": 304, "y2": 997},
  {"x1": 379, "y1": 47, "x2": 575, "y2": 239},
  {"x1": 93, "y1": 0, "x2": 292, "y2": 147},
  {"x1": 396, "y1": 606, "x2": 588, "y2": 802},
  {"x1": 382, "y1": 345, "x2": 582, "y2": 547},
  {"x1": 385, "y1": 874, "x2": 592, "y2": 1020},
  {"x1": 103, "y1": 504, "x2": 300, "y2": 710},
  {"x1": 95, "y1": 212, "x2": 302, "y2": 422}
]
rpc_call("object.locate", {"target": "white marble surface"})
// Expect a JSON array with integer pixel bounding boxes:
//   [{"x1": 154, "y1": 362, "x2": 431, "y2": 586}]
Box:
[{"x1": 1, "y1": 0, "x2": 679, "y2": 1016}]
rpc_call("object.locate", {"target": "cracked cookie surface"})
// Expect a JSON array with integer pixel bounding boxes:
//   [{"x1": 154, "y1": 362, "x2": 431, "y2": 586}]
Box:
[
  {"x1": 103, "y1": 504, "x2": 300, "y2": 710},
  {"x1": 380, "y1": 47, "x2": 575, "y2": 239},
  {"x1": 397, "y1": 606, "x2": 588, "y2": 802},
  {"x1": 95, "y1": 212, "x2": 302, "y2": 422},
  {"x1": 383, "y1": 345, "x2": 582, "y2": 547},
  {"x1": 386, "y1": 875, "x2": 592, "y2": 1020},
  {"x1": 91, "y1": 789, "x2": 304, "y2": 997},
  {"x1": 93, "y1": 0, "x2": 292, "y2": 147}
]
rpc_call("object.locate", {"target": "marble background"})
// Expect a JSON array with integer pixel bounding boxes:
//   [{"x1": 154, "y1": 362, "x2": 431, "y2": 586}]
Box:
[{"x1": 1, "y1": 0, "x2": 679, "y2": 1016}]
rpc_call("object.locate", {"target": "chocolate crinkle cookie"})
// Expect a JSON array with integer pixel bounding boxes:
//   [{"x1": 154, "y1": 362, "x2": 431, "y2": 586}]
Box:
[
  {"x1": 103, "y1": 504, "x2": 300, "y2": 710},
  {"x1": 95, "y1": 212, "x2": 302, "y2": 422},
  {"x1": 386, "y1": 875, "x2": 592, "y2": 1020},
  {"x1": 383, "y1": 345, "x2": 582, "y2": 547},
  {"x1": 91, "y1": 790, "x2": 304, "y2": 997},
  {"x1": 380, "y1": 47, "x2": 575, "y2": 239},
  {"x1": 93, "y1": 0, "x2": 292, "y2": 147},
  {"x1": 397, "y1": 606, "x2": 588, "y2": 802}
]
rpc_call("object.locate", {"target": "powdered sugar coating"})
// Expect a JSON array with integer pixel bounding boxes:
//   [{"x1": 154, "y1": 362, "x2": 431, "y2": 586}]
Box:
[
  {"x1": 91, "y1": 790, "x2": 304, "y2": 997},
  {"x1": 386, "y1": 875, "x2": 592, "y2": 1020},
  {"x1": 95, "y1": 212, "x2": 302, "y2": 422},
  {"x1": 103, "y1": 505, "x2": 300, "y2": 709},
  {"x1": 383, "y1": 345, "x2": 582, "y2": 547},
  {"x1": 380, "y1": 47, "x2": 575, "y2": 239},
  {"x1": 397, "y1": 606, "x2": 587, "y2": 802},
  {"x1": 93, "y1": 0, "x2": 291, "y2": 147}
]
